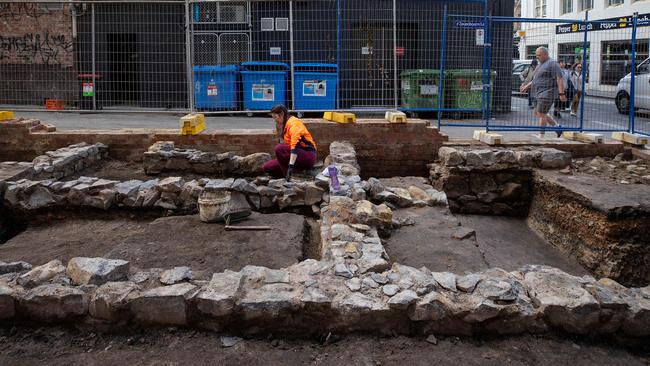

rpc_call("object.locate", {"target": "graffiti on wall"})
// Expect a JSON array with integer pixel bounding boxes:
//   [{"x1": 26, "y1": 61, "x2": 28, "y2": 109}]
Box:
[
  {"x1": 0, "y1": 32, "x2": 73, "y2": 65},
  {"x1": 0, "y1": 3, "x2": 45, "y2": 20}
]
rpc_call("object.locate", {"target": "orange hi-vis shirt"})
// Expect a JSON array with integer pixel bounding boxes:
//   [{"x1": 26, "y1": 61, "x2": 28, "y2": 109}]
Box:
[{"x1": 283, "y1": 116, "x2": 317, "y2": 153}]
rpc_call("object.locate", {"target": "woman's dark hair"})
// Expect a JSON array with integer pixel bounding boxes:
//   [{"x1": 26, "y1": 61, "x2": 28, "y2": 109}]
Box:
[
  {"x1": 271, "y1": 104, "x2": 290, "y2": 133},
  {"x1": 270, "y1": 105, "x2": 288, "y2": 119}
]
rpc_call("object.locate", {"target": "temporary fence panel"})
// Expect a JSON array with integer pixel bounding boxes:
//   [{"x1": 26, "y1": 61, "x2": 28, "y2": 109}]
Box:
[
  {"x1": 437, "y1": 12, "x2": 491, "y2": 127},
  {"x1": 0, "y1": 1, "x2": 189, "y2": 112},
  {"x1": 487, "y1": 17, "x2": 583, "y2": 133},
  {"x1": 487, "y1": 14, "x2": 647, "y2": 135},
  {"x1": 580, "y1": 18, "x2": 638, "y2": 132}
]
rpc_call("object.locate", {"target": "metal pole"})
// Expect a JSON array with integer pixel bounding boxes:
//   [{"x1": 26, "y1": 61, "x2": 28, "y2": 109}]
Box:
[
  {"x1": 484, "y1": 12, "x2": 493, "y2": 131},
  {"x1": 91, "y1": 3, "x2": 96, "y2": 110},
  {"x1": 482, "y1": 3, "x2": 489, "y2": 130},
  {"x1": 184, "y1": 0, "x2": 194, "y2": 113},
  {"x1": 392, "y1": 0, "x2": 398, "y2": 109},
  {"x1": 289, "y1": 1, "x2": 295, "y2": 111},
  {"x1": 336, "y1": 0, "x2": 341, "y2": 110},
  {"x1": 578, "y1": 11, "x2": 588, "y2": 132},
  {"x1": 437, "y1": 5, "x2": 448, "y2": 129},
  {"x1": 629, "y1": 12, "x2": 638, "y2": 134}
]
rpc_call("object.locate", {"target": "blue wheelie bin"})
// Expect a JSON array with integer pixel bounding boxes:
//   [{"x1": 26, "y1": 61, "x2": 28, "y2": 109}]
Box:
[
  {"x1": 193, "y1": 65, "x2": 240, "y2": 110},
  {"x1": 293, "y1": 63, "x2": 338, "y2": 110},
  {"x1": 240, "y1": 62, "x2": 289, "y2": 110}
]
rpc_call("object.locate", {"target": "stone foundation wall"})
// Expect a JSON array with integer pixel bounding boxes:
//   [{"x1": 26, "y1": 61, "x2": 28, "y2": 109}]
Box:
[
  {"x1": 429, "y1": 147, "x2": 571, "y2": 216},
  {"x1": 1, "y1": 248, "x2": 649, "y2": 337},
  {"x1": 143, "y1": 141, "x2": 272, "y2": 176},
  {"x1": 529, "y1": 171, "x2": 650, "y2": 287}
]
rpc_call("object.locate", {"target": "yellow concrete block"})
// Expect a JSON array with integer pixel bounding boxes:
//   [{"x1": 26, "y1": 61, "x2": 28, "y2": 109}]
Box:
[
  {"x1": 323, "y1": 112, "x2": 356, "y2": 124},
  {"x1": 180, "y1": 113, "x2": 206, "y2": 135},
  {"x1": 0, "y1": 111, "x2": 15, "y2": 121},
  {"x1": 473, "y1": 130, "x2": 502, "y2": 145},
  {"x1": 562, "y1": 131, "x2": 604, "y2": 143},
  {"x1": 385, "y1": 111, "x2": 407, "y2": 123},
  {"x1": 612, "y1": 132, "x2": 648, "y2": 146}
]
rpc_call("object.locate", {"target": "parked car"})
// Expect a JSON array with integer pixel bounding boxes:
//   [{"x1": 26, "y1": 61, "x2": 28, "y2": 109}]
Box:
[
  {"x1": 512, "y1": 60, "x2": 532, "y2": 93},
  {"x1": 615, "y1": 57, "x2": 650, "y2": 114}
]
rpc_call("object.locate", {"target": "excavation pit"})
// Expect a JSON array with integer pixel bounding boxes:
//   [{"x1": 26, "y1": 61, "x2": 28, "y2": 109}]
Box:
[
  {"x1": 1, "y1": 140, "x2": 649, "y2": 341},
  {"x1": 0, "y1": 212, "x2": 316, "y2": 279}
]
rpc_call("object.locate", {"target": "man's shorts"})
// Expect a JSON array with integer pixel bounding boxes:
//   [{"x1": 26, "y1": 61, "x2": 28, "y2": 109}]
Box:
[{"x1": 534, "y1": 98, "x2": 553, "y2": 114}]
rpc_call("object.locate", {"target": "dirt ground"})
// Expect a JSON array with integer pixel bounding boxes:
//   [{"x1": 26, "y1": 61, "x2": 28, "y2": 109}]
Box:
[
  {"x1": 456, "y1": 214, "x2": 588, "y2": 276},
  {"x1": 0, "y1": 326, "x2": 648, "y2": 366},
  {"x1": 385, "y1": 206, "x2": 589, "y2": 276},
  {"x1": 573, "y1": 156, "x2": 650, "y2": 185},
  {"x1": 0, "y1": 213, "x2": 307, "y2": 277},
  {"x1": 385, "y1": 207, "x2": 489, "y2": 273}
]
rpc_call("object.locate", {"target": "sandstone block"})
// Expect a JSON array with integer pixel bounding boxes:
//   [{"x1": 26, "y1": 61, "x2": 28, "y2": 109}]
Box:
[
  {"x1": 131, "y1": 283, "x2": 198, "y2": 325},
  {"x1": 21, "y1": 284, "x2": 89, "y2": 321},
  {"x1": 18, "y1": 260, "x2": 67, "y2": 288},
  {"x1": 67, "y1": 257, "x2": 130, "y2": 286},
  {"x1": 89, "y1": 281, "x2": 140, "y2": 321},
  {"x1": 196, "y1": 270, "x2": 243, "y2": 317}
]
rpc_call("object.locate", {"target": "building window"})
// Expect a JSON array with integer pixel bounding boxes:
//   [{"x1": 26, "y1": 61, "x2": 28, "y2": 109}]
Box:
[
  {"x1": 578, "y1": 0, "x2": 593, "y2": 11},
  {"x1": 526, "y1": 44, "x2": 549, "y2": 59},
  {"x1": 558, "y1": 42, "x2": 590, "y2": 67},
  {"x1": 534, "y1": 0, "x2": 547, "y2": 18},
  {"x1": 193, "y1": 2, "x2": 248, "y2": 24},
  {"x1": 561, "y1": 0, "x2": 573, "y2": 14},
  {"x1": 607, "y1": 0, "x2": 623, "y2": 5},
  {"x1": 600, "y1": 40, "x2": 649, "y2": 85}
]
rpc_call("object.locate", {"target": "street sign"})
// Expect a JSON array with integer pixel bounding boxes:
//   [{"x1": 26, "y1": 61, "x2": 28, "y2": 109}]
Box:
[
  {"x1": 455, "y1": 20, "x2": 485, "y2": 29},
  {"x1": 556, "y1": 12, "x2": 650, "y2": 34}
]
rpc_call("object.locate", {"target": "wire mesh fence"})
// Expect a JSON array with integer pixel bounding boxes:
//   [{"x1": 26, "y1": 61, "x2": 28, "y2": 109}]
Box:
[{"x1": 1, "y1": 0, "x2": 649, "y2": 136}]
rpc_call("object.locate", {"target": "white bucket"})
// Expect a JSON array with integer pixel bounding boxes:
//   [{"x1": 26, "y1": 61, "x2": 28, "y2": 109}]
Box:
[{"x1": 198, "y1": 190, "x2": 251, "y2": 223}]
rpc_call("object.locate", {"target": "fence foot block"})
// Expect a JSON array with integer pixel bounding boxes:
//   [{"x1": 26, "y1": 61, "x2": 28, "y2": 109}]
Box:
[
  {"x1": 180, "y1": 113, "x2": 206, "y2": 135},
  {"x1": 385, "y1": 111, "x2": 407, "y2": 123},
  {"x1": 612, "y1": 132, "x2": 648, "y2": 146},
  {"x1": 323, "y1": 112, "x2": 356, "y2": 124},
  {"x1": 473, "y1": 130, "x2": 502, "y2": 145},
  {"x1": 0, "y1": 111, "x2": 15, "y2": 121},
  {"x1": 562, "y1": 131, "x2": 604, "y2": 144}
]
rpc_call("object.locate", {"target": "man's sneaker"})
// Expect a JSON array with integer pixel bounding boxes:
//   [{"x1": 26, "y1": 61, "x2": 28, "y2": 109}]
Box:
[{"x1": 570, "y1": 112, "x2": 577, "y2": 117}]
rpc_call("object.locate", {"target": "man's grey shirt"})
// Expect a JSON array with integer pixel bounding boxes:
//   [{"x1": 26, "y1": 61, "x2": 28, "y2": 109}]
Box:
[{"x1": 532, "y1": 58, "x2": 562, "y2": 101}]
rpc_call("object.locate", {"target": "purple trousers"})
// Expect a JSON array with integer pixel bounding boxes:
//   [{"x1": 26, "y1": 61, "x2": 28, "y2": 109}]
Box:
[{"x1": 263, "y1": 144, "x2": 317, "y2": 178}]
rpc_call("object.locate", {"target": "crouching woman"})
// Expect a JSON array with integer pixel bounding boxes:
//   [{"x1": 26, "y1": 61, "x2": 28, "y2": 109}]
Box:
[{"x1": 263, "y1": 105, "x2": 317, "y2": 181}]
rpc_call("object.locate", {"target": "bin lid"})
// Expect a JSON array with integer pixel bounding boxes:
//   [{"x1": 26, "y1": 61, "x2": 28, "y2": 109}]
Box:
[
  {"x1": 78, "y1": 73, "x2": 102, "y2": 79},
  {"x1": 400, "y1": 69, "x2": 439, "y2": 77},
  {"x1": 241, "y1": 61, "x2": 290, "y2": 70},
  {"x1": 294, "y1": 63, "x2": 338, "y2": 70},
  {"x1": 193, "y1": 65, "x2": 241, "y2": 72},
  {"x1": 444, "y1": 69, "x2": 496, "y2": 76}
]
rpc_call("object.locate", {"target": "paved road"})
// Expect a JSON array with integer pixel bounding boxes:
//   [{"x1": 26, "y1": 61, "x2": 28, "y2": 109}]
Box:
[{"x1": 8, "y1": 95, "x2": 650, "y2": 141}]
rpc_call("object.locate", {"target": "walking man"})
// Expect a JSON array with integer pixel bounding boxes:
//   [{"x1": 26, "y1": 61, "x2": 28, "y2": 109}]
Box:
[{"x1": 520, "y1": 47, "x2": 567, "y2": 138}]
